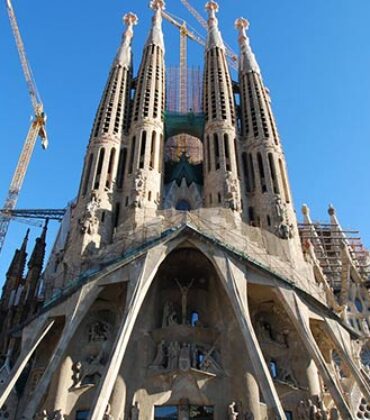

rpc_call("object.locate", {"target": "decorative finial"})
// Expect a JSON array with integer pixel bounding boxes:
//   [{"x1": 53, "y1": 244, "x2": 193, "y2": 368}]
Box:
[
  {"x1": 328, "y1": 204, "x2": 336, "y2": 216},
  {"x1": 150, "y1": 0, "x2": 165, "y2": 11},
  {"x1": 301, "y1": 204, "x2": 310, "y2": 217},
  {"x1": 123, "y1": 12, "x2": 138, "y2": 27},
  {"x1": 205, "y1": 1, "x2": 219, "y2": 13},
  {"x1": 235, "y1": 17, "x2": 250, "y2": 32}
]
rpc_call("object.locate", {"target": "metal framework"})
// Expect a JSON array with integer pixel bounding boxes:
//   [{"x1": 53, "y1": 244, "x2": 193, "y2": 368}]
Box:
[{"x1": 0, "y1": 0, "x2": 49, "y2": 254}]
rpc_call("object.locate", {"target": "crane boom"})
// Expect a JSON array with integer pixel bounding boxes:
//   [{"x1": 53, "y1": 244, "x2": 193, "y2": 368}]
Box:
[
  {"x1": 179, "y1": 0, "x2": 239, "y2": 70},
  {"x1": 0, "y1": 0, "x2": 49, "y2": 255}
]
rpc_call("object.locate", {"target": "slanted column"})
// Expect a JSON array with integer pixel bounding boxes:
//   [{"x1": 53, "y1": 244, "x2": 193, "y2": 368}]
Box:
[
  {"x1": 120, "y1": 0, "x2": 166, "y2": 219},
  {"x1": 203, "y1": 1, "x2": 241, "y2": 212},
  {"x1": 306, "y1": 358, "x2": 322, "y2": 397},
  {"x1": 236, "y1": 18, "x2": 299, "y2": 246}
]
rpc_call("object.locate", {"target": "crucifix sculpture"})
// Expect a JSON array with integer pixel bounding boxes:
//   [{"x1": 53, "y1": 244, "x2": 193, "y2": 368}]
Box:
[{"x1": 175, "y1": 278, "x2": 195, "y2": 324}]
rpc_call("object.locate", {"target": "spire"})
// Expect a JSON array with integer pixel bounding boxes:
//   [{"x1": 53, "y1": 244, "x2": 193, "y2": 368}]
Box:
[
  {"x1": 27, "y1": 221, "x2": 48, "y2": 270},
  {"x1": 6, "y1": 229, "x2": 29, "y2": 278},
  {"x1": 115, "y1": 12, "x2": 138, "y2": 68},
  {"x1": 146, "y1": 0, "x2": 165, "y2": 50},
  {"x1": 235, "y1": 17, "x2": 260, "y2": 74},
  {"x1": 205, "y1": 1, "x2": 225, "y2": 50}
]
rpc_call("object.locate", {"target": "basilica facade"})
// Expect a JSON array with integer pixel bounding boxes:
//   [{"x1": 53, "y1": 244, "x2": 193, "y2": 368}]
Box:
[{"x1": 0, "y1": 1, "x2": 370, "y2": 419}]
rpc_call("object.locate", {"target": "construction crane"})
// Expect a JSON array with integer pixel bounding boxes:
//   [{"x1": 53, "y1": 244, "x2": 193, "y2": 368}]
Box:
[
  {"x1": 162, "y1": 10, "x2": 205, "y2": 112},
  {"x1": 179, "y1": 0, "x2": 239, "y2": 70},
  {"x1": 0, "y1": 0, "x2": 48, "y2": 254}
]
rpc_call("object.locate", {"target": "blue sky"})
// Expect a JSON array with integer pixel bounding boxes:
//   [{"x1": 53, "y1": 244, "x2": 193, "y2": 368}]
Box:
[{"x1": 1, "y1": 0, "x2": 370, "y2": 285}]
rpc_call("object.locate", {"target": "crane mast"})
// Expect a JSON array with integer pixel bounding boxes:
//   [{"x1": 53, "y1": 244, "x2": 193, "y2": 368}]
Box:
[{"x1": 0, "y1": 0, "x2": 49, "y2": 255}]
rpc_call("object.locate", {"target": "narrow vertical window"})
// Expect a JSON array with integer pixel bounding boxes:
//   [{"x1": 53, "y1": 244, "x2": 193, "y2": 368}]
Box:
[
  {"x1": 116, "y1": 148, "x2": 127, "y2": 189},
  {"x1": 113, "y1": 203, "x2": 120, "y2": 230},
  {"x1": 94, "y1": 148, "x2": 105, "y2": 189},
  {"x1": 139, "y1": 131, "x2": 147, "y2": 169},
  {"x1": 207, "y1": 135, "x2": 211, "y2": 172},
  {"x1": 214, "y1": 133, "x2": 220, "y2": 170},
  {"x1": 158, "y1": 134, "x2": 164, "y2": 173},
  {"x1": 224, "y1": 134, "x2": 231, "y2": 171},
  {"x1": 268, "y1": 153, "x2": 279, "y2": 194},
  {"x1": 106, "y1": 148, "x2": 116, "y2": 189},
  {"x1": 248, "y1": 154, "x2": 256, "y2": 192},
  {"x1": 279, "y1": 159, "x2": 290, "y2": 203},
  {"x1": 128, "y1": 136, "x2": 136, "y2": 174},
  {"x1": 234, "y1": 138, "x2": 240, "y2": 177},
  {"x1": 242, "y1": 152, "x2": 251, "y2": 193},
  {"x1": 248, "y1": 207, "x2": 255, "y2": 225},
  {"x1": 257, "y1": 153, "x2": 267, "y2": 193},
  {"x1": 150, "y1": 131, "x2": 156, "y2": 169},
  {"x1": 82, "y1": 153, "x2": 93, "y2": 196}
]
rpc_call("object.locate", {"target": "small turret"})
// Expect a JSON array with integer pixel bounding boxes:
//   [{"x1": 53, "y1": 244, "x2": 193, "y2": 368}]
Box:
[{"x1": 203, "y1": 1, "x2": 241, "y2": 212}]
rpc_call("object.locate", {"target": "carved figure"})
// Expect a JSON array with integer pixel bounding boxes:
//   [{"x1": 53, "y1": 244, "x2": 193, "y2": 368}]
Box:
[
  {"x1": 162, "y1": 301, "x2": 173, "y2": 327},
  {"x1": 228, "y1": 402, "x2": 239, "y2": 420},
  {"x1": 225, "y1": 173, "x2": 240, "y2": 211},
  {"x1": 175, "y1": 278, "x2": 195, "y2": 324},
  {"x1": 50, "y1": 410, "x2": 65, "y2": 420},
  {"x1": 79, "y1": 192, "x2": 101, "y2": 235},
  {"x1": 72, "y1": 361, "x2": 82, "y2": 387},
  {"x1": 179, "y1": 343, "x2": 191, "y2": 371},
  {"x1": 151, "y1": 340, "x2": 166, "y2": 369},
  {"x1": 133, "y1": 170, "x2": 147, "y2": 208},
  {"x1": 80, "y1": 352, "x2": 105, "y2": 385},
  {"x1": 167, "y1": 309, "x2": 179, "y2": 326},
  {"x1": 275, "y1": 196, "x2": 285, "y2": 222},
  {"x1": 130, "y1": 402, "x2": 139, "y2": 420},
  {"x1": 168, "y1": 341, "x2": 180, "y2": 370}
]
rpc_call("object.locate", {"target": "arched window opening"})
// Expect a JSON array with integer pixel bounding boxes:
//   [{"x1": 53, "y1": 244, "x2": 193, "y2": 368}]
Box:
[
  {"x1": 82, "y1": 153, "x2": 93, "y2": 196},
  {"x1": 248, "y1": 207, "x2": 255, "y2": 225},
  {"x1": 191, "y1": 311, "x2": 199, "y2": 327},
  {"x1": 224, "y1": 134, "x2": 231, "y2": 171},
  {"x1": 242, "y1": 152, "x2": 251, "y2": 193},
  {"x1": 248, "y1": 154, "x2": 256, "y2": 192},
  {"x1": 279, "y1": 159, "x2": 290, "y2": 203},
  {"x1": 214, "y1": 133, "x2": 220, "y2": 170},
  {"x1": 113, "y1": 202, "x2": 120, "y2": 230},
  {"x1": 128, "y1": 136, "x2": 136, "y2": 174},
  {"x1": 150, "y1": 131, "x2": 156, "y2": 169},
  {"x1": 148, "y1": 191, "x2": 152, "y2": 201},
  {"x1": 267, "y1": 215, "x2": 271, "y2": 226},
  {"x1": 268, "y1": 153, "x2": 279, "y2": 194},
  {"x1": 257, "y1": 153, "x2": 267, "y2": 193},
  {"x1": 116, "y1": 148, "x2": 127, "y2": 189},
  {"x1": 217, "y1": 192, "x2": 222, "y2": 203},
  {"x1": 269, "y1": 360, "x2": 278, "y2": 378},
  {"x1": 234, "y1": 138, "x2": 240, "y2": 177},
  {"x1": 207, "y1": 135, "x2": 211, "y2": 172},
  {"x1": 94, "y1": 148, "x2": 105, "y2": 189},
  {"x1": 139, "y1": 131, "x2": 147, "y2": 169},
  {"x1": 176, "y1": 199, "x2": 191, "y2": 211},
  {"x1": 106, "y1": 148, "x2": 116, "y2": 189}
]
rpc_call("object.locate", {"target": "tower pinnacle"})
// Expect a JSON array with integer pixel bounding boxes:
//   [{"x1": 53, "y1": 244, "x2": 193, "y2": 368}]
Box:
[
  {"x1": 235, "y1": 17, "x2": 260, "y2": 74},
  {"x1": 146, "y1": 0, "x2": 165, "y2": 49},
  {"x1": 205, "y1": 1, "x2": 224, "y2": 50},
  {"x1": 116, "y1": 12, "x2": 138, "y2": 67}
]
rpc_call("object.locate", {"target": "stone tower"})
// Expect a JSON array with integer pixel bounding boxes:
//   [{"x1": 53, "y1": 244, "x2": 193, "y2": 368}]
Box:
[
  {"x1": 0, "y1": 3, "x2": 370, "y2": 420},
  {"x1": 236, "y1": 18, "x2": 297, "y2": 242},
  {"x1": 203, "y1": 1, "x2": 241, "y2": 212}
]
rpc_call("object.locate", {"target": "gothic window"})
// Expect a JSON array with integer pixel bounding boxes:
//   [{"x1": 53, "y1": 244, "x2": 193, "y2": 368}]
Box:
[
  {"x1": 116, "y1": 148, "x2": 127, "y2": 189},
  {"x1": 242, "y1": 152, "x2": 251, "y2": 193},
  {"x1": 257, "y1": 153, "x2": 267, "y2": 193},
  {"x1": 206, "y1": 135, "x2": 212, "y2": 172},
  {"x1": 214, "y1": 134, "x2": 220, "y2": 170},
  {"x1": 82, "y1": 153, "x2": 93, "y2": 197},
  {"x1": 106, "y1": 148, "x2": 116, "y2": 189},
  {"x1": 268, "y1": 153, "x2": 280, "y2": 194},
  {"x1": 224, "y1": 134, "x2": 231, "y2": 171},
  {"x1": 139, "y1": 131, "x2": 147, "y2": 169},
  {"x1": 234, "y1": 139, "x2": 240, "y2": 177},
  {"x1": 278, "y1": 159, "x2": 290, "y2": 203},
  {"x1": 150, "y1": 131, "x2": 156, "y2": 169},
  {"x1": 248, "y1": 154, "x2": 256, "y2": 192},
  {"x1": 93, "y1": 148, "x2": 105, "y2": 189},
  {"x1": 128, "y1": 136, "x2": 136, "y2": 174}
]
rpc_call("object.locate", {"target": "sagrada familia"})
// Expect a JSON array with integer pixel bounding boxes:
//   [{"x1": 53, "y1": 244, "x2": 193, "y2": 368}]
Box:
[{"x1": 0, "y1": 1, "x2": 370, "y2": 419}]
